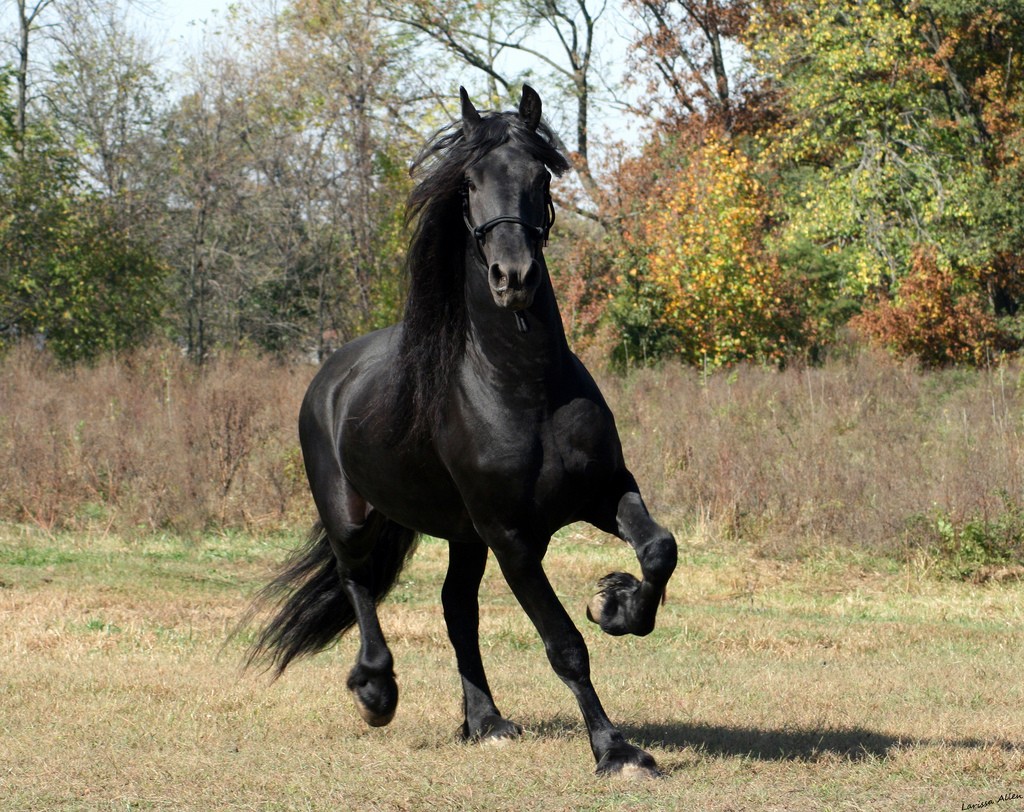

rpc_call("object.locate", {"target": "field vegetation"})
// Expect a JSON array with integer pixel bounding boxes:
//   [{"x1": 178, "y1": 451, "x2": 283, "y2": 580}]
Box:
[
  {"x1": 3, "y1": 346, "x2": 1023, "y2": 577},
  {"x1": 1, "y1": 348, "x2": 1023, "y2": 809},
  {"x1": 1, "y1": 526, "x2": 1021, "y2": 810}
]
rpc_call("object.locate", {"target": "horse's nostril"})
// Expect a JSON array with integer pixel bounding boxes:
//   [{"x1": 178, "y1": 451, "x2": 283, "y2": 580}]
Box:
[
  {"x1": 489, "y1": 264, "x2": 509, "y2": 291},
  {"x1": 490, "y1": 260, "x2": 541, "y2": 295}
]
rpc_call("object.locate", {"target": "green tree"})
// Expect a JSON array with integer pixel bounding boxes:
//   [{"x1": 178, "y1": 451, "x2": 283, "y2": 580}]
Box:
[
  {"x1": 0, "y1": 77, "x2": 166, "y2": 362},
  {"x1": 753, "y1": 0, "x2": 1024, "y2": 356}
]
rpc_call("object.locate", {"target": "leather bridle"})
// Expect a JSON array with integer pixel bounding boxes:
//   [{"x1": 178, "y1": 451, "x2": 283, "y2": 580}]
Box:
[
  {"x1": 461, "y1": 179, "x2": 556, "y2": 260},
  {"x1": 461, "y1": 176, "x2": 555, "y2": 333}
]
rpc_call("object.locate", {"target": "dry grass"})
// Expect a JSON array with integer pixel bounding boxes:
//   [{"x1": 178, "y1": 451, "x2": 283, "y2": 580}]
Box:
[
  {"x1": 2, "y1": 525, "x2": 1022, "y2": 811},
  {"x1": 3, "y1": 344, "x2": 1023, "y2": 570},
  {"x1": 0, "y1": 346, "x2": 312, "y2": 533},
  {"x1": 597, "y1": 350, "x2": 1024, "y2": 562}
]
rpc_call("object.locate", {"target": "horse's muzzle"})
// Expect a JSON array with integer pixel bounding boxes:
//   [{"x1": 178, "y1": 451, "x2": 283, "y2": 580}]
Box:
[{"x1": 489, "y1": 260, "x2": 539, "y2": 311}]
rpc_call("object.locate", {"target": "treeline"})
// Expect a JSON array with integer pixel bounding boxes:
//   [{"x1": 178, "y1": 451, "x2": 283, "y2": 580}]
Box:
[{"x1": 1, "y1": 0, "x2": 1023, "y2": 368}]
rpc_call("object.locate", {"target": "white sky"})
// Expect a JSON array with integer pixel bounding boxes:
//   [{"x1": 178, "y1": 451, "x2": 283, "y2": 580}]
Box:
[
  {"x1": 149, "y1": 0, "x2": 642, "y2": 145},
  {"x1": 147, "y1": 0, "x2": 225, "y2": 50}
]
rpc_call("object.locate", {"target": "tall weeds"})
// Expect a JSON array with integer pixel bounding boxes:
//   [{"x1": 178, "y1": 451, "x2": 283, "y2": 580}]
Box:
[
  {"x1": 1, "y1": 344, "x2": 1022, "y2": 567},
  {"x1": 0, "y1": 346, "x2": 310, "y2": 533},
  {"x1": 598, "y1": 350, "x2": 1024, "y2": 562}
]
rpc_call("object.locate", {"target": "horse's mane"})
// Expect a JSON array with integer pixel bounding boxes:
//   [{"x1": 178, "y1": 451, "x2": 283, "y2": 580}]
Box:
[{"x1": 380, "y1": 105, "x2": 571, "y2": 445}]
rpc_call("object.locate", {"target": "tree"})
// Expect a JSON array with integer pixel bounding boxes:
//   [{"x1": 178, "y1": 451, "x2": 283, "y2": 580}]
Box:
[
  {"x1": 45, "y1": 0, "x2": 167, "y2": 222},
  {"x1": 624, "y1": 0, "x2": 778, "y2": 136},
  {"x1": 375, "y1": 0, "x2": 613, "y2": 212},
  {"x1": 156, "y1": 0, "x2": 418, "y2": 362},
  {"x1": 612, "y1": 137, "x2": 805, "y2": 366},
  {"x1": 10, "y1": 0, "x2": 57, "y2": 154},
  {"x1": 0, "y1": 74, "x2": 166, "y2": 361},
  {"x1": 753, "y1": 0, "x2": 1024, "y2": 352}
]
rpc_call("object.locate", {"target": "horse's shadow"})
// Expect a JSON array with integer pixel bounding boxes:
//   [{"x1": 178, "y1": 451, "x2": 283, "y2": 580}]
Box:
[{"x1": 531, "y1": 716, "x2": 1020, "y2": 771}]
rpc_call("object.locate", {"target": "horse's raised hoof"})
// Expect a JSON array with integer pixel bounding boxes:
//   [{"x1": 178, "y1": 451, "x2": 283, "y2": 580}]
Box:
[
  {"x1": 462, "y1": 714, "x2": 523, "y2": 746},
  {"x1": 595, "y1": 741, "x2": 660, "y2": 779},
  {"x1": 586, "y1": 571, "x2": 643, "y2": 636},
  {"x1": 347, "y1": 666, "x2": 399, "y2": 727}
]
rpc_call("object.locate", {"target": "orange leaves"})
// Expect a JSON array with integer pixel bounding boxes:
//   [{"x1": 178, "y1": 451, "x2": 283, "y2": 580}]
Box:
[{"x1": 850, "y1": 247, "x2": 1004, "y2": 367}]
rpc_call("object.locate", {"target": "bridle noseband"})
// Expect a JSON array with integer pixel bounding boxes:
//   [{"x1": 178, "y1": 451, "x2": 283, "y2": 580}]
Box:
[{"x1": 461, "y1": 179, "x2": 556, "y2": 258}]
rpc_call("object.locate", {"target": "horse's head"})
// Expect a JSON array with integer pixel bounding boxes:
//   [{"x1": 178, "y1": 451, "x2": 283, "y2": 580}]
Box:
[{"x1": 460, "y1": 86, "x2": 557, "y2": 314}]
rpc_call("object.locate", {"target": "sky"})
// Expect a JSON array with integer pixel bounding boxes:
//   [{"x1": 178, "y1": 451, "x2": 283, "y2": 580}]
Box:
[
  {"x1": 148, "y1": 0, "x2": 642, "y2": 141},
  {"x1": 148, "y1": 0, "x2": 228, "y2": 49}
]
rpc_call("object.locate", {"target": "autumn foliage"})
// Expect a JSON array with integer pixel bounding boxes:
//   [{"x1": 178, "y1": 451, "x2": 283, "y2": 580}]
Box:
[
  {"x1": 2, "y1": 0, "x2": 1023, "y2": 370},
  {"x1": 612, "y1": 139, "x2": 804, "y2": 367},
  {"x1": 850, "y1": 248, "x2": 1004, "y2": 368}
]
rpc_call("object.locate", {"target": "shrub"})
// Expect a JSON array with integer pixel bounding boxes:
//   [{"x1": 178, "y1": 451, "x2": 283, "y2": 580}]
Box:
[
  {"x1": 3, "y1": 343, "x2": 1023, "y2": 578},
  {"x1": 611, "y1": 138, "x2": 806, "y2": 368},
  {"x1": 850, "y1": 247, "x2": 1008, "y2": 367},
  {"x1": 904, "y1": 492, "x2": 1024, "y2": 581}
]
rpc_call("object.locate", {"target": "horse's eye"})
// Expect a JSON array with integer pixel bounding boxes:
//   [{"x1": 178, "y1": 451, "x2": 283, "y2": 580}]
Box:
[{"x1": 465, "y1": 179, "x2": 476, "y2": 192}]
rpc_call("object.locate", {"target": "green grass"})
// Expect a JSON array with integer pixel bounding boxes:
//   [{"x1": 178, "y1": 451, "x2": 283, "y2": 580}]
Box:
[{"x1": 1, "y1": 524, "x2": 1022, "y2": 811}]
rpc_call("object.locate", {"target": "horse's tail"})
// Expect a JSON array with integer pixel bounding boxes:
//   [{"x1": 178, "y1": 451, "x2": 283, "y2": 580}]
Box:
[{"x1": 241, "y1": 518, "x2": 418, "y2": 678}]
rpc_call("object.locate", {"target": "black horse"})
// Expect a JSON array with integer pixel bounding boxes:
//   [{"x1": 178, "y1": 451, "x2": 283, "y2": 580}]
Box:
[{"x1": 246, "y1": 86, "x2": 677, "y2": 777}]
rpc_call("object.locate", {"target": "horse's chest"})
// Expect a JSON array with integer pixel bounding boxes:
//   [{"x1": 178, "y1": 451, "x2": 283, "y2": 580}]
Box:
[
  {"x1": 545, "y1": 405, "x2": 611, "y2": 474},
  {"x1": 448, "y1": 395, "x2": 617, "y2": 518}
]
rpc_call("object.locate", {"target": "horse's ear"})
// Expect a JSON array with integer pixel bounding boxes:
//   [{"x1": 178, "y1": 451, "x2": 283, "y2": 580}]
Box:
[
  {"x1": 460, "y1": 87, "x2": 482, "y2": 138},
  {"x1": 519, "y1": 85, "x2": 542, "y2": 131}
]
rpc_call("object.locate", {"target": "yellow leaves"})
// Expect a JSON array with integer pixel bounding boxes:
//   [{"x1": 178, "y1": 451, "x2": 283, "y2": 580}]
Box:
[{"x1": 615, "y1": 136, "x2": 798, "y2": 367}]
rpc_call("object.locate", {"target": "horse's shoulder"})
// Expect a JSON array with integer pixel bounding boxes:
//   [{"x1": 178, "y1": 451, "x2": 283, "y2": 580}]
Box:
[
  {"x1": 320, "y1": 324, "x2": 401, "y2": 369},
  {"x1": 300, "y1": 325, "x2": 402, "y2": 434}
]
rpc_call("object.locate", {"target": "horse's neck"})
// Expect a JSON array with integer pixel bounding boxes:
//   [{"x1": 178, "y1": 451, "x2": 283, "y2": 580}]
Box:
[{"x1": 463, "y1": 255, "x2": 573, "y2": 394}]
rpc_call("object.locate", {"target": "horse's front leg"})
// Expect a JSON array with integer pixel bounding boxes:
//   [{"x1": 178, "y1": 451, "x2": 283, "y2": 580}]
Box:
[
  {"x1": 490, "y1": 534, "x2": 658, "y2": 776},
  {"x1": 443, "y1": 540, "x2": 522, "y2": 743},
  {"x1": 586, "y1": 471, "x2": 677, "y2": 637}
]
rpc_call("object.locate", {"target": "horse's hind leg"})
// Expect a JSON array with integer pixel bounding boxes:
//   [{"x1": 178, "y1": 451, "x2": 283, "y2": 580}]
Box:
[
  {"x1": 586, "y1": 471, "x2": 677, "y2": 637},
  {"x1": 443, "y1": 541, "x2": 522, "y2": 743},
  {"x1": 318, "y1": 483, "x2": 407, "y2": 727},
  {"x1": 337, "y1": 535, "x2": 400, "y2": 728}
]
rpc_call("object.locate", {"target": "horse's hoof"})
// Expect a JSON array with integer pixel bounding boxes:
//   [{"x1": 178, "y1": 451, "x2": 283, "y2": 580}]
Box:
[
  {"x1": 481, "y1": 732, "x2": 515, "y2": 749},
  {"x1": 595, "y1": 742, "x2": 660, "y2": 779},
  {"x1": 352, "y1": 690, "x2": 396, "y2": 727},
  {"x1": 586, "y1": 572, "x2": 641, "y2": 636},
  {"x1": 610, "y1": 762, "x2": 660, "y2": 780},
  {"x1": 586, "y1": 592, "x2": 607, "y2": 624},
  {"x1": 463, "y1": 714, "x2": 523, "y2": 745},
  {"x1": 348, "y1": 667, "x2": 399, "y2": 727}
]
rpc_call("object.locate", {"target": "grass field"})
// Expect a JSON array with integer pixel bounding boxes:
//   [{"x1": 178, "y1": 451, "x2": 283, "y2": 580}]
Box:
[{"x1": 1, "y1": 524, "x2": 1022, "y2": 811}]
